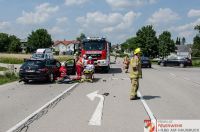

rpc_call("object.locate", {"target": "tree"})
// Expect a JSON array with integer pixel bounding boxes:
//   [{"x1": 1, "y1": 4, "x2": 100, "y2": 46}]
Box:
[
  {"x1": 175, "y1": 37, "x2": 181, "y2": 45},
  {"x1": 192, "y1": 25, "x2": 200, "y2": 57},
  {"x1": 121, "y1": 37, "x2": 139, "y2": 53},
  {"x1": 192, "y1": 35, "x2": 200, "y2": 57},
  {"x1": 76, "y1": 33, "x2": 86, "y2": 42},
  {"x1": 158, "y1": 31, "x2": 175, "y2": 58},
  {"x1": 0, "y1": 33, "x2": 9, "y2": 52},
  {"x1": 135, "y1": 25, "x2": 158, "y2": 58},
  {"x1": 27, "y1": 29, "x2": 52, "y2": 52},
  {"x1": 181, "y1": 37, "x2": 186, "y2": 45},
  {"x1": 8, "y1": 35, "x2": 21, "y2": 53},
  {"x1": 194, "y1": 25, "x2": 200, "y2": 33}
]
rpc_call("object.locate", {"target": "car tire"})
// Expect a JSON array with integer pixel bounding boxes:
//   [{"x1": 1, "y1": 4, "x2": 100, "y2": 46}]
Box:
[
  {"x1": 149, "y1": 64, "x2": 152, "y2": 68},
  {"x1": 180, "y1": 63, "x2": 185, "y2": 68},
  {"x1": 49, "y1": 73, "x2": 54, "y2": 83},
  {"x1": 23, "y1": 80, "x2": 29, "y2": 83},
  {"x1": 160, "y1": 62, "x2": 164, "y2": 66}
]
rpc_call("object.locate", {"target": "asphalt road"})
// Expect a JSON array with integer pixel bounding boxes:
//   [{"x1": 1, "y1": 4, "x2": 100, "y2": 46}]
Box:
[{"x1": 0, "y1": 58, "x2": 200, "y2": 132}]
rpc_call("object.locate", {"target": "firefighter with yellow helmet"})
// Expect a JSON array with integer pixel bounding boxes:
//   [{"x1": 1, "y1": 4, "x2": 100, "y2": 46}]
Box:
[{"x1": 129, "y1": 48, "x2": 142, "y2": 100}]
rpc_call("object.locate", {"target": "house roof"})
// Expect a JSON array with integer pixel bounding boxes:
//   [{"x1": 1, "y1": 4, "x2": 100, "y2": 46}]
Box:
[
  {"x1": 176, "y1": 44, "x2": 192, "y2": 52},
  {"x1": 54, "y1": 40, "x2": 80, "y2": 46}
]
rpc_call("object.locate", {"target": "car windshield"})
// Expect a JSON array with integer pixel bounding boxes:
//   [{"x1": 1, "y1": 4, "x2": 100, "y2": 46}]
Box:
[
  {"x1": 82, "y1": 41, "x2": 105, "y2": 51},
  {"x1": 32, "y1": 53, "x2": 44, "y2": 59},
  {"x1": 22, "y1": 60, "x2": 45, "y2": 68}
]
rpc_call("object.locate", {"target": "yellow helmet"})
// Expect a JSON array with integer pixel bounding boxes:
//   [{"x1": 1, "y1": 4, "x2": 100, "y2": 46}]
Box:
[{"x1": 134, "y1": 48, "x2": 141, "y2": 55}]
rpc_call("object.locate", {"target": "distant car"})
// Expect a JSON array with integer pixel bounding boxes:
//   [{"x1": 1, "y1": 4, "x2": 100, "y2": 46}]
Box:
[
  {"x1": 19, "y1": 59, "x2": 61, "y2": 83},
  {"x1": 158, "y1": 56, "x2": 192, "y2": 68},
  {"x1": 141, "y1": 56, "x2": 151, "y2": 68}
]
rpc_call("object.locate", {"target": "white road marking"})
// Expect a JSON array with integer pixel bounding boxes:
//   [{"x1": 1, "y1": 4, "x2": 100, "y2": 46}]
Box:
[
  {"x1": 137, "y1": 91, "x2": 156, "y2": 122},
  {"x1": 169, "y1": 73, "x2": 176, "y2": 77},
  {"x1": 7, "y1": 83, "x2": 79, "y2": 132},
  {"x1": 183, "y1": 77, "x2": 190, "y2": 81},
  {"x1": 87, "y1": 90, "x2": 104, "y2": 126}
]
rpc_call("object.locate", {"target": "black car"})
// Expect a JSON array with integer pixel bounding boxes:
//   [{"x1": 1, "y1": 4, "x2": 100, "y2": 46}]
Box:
[
  {"x1": 19, "y1": 59, "x2": 61, "y2": 83},
  {"x1": 158, "y1": 56, "x2": 192, "y2": 68},
  {"x1": 141, "y1": 56, "x2": 151, "y2": 68}
]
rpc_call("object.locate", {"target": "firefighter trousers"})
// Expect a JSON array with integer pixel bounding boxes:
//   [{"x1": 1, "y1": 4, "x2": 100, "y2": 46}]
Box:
[{"x1": 130, "y1": 78, "x2": 139, "y2": 98}]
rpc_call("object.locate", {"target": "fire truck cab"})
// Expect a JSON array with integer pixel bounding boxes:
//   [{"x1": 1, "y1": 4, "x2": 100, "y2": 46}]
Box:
[{"x1": 81, "y1": 37, "x2": 111, "y2": 73}]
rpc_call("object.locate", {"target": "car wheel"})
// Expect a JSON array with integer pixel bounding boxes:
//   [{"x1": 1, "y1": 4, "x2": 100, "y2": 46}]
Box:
[
  {"x1": 160, "y1": 62, "x2": 164, "y2": 66},
  {"x1": 180, "y1": 63, "x2": 184, "y2": 68},
  {"x1": 49, "y1": 73, "x2": 54, "y2": 82},
  {"x1": 23, "y1": 80, "x2": 29, "y2": 83},
  {"x1": 149, "y1": 64, "x2": 152, "y2": 68}
]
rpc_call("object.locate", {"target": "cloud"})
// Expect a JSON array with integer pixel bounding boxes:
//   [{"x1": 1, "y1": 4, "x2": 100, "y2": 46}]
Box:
[
  {"x1": 147, "y1": 8, "x2": 180, "y2": 25},
  {"x1": 17, "y1": 3, "x2": 59, "y2": 25},
  {"x1": 0, "y1": 21, "x2": 10, "y2": 29},
  {"x1": 49, "y1": 26, "x2": 65, "y2": 35},
  {"x1": 76, "y1": 11, "x2": 140, "y2": 43},
  {"x1": 65, "y1": 0, "x2": 90, "y2": 6},
  {"x1": 169, "y1": 18, "x2": 200, "y2": 39},
  {"x1": 48, "y1": 17, "x2": 69, "y2": 36},
  {"x1": 56, "y1": 17, "x2": 68, "y2": 24},
  {"x1": 105, "y1": 0, "x2": 158, "y2": 9},
  {"x1": 188, "y1": 9, "x2": 200, "y2": 17},
  {"x1": 76, "y1": 11, "x2": 140, "y2": 33}
]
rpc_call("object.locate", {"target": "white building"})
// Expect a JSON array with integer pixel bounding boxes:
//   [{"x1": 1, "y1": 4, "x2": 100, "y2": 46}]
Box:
[{"x1": 53, "y1": 40, "x2": 79, "y2": 55}]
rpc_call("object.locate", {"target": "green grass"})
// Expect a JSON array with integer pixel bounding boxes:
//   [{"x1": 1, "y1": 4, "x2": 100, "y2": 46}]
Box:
[
  {"x1": 0, "y1": 72, "x2": 19, "y2": 85},
  {"x1": 0, "y1": 57, "x2": 24, "y2": 64},
  {"x1": 192, "y1": 59, "x2": 200, "y2": 67},
  {"x1": 0, "y1": 66, "x2": 8, "y2": 71},
  {"x1": 0, "y1": 55, "x2": 73, "y2": 64}
]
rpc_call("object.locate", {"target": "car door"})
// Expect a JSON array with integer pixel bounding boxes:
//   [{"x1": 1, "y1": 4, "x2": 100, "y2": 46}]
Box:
[
  {"x1": 51, "y1": 59, "x2": 61, "y2": 78},
  {"x1": 66, "y1": 59, "x2": 76, "y2": 75}
]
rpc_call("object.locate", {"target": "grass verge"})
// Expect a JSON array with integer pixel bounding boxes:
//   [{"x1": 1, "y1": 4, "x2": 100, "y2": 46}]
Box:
[
  {"x1": 0, "y1": 66, "x2": 8, "y2": 71},
  {"x1": 0, "y1": 53, "x2": 73, "y2": 64},
  {"x1": 192, "y1": 59, "x2": 200, "y2": 67},
  {"x1": 0, "y1": 72, "x2": 19, "y2": 85}
]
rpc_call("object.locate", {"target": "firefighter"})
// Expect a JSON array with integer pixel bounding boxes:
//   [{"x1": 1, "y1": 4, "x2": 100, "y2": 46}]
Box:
[
  {"x1": 123, "y1": 54, "x2": 130, "y2": 73},
  {"x1": 76, "y1": 55, "x2": 84, "y2": 79},
  {"x1": 58, "y1": 61, "x2": 67, "y2": 81},
  {"x1": 129, "y1": 48, "x2": 142, "y2": 100},
  {"x1": 82, "y1": 54, "x2": 87, "y2": 66},
  {"x1": 74, "y1": 52, "x2": 79, "y2": 62},
  {"x1": 87, "y1": 56, "x2": 94, "y2": 64}
]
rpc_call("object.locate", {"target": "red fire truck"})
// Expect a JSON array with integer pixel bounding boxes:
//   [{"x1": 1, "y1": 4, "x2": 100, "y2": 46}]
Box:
[{"x1": 80, "y1": 37, "x2": 111, "y2": 73}]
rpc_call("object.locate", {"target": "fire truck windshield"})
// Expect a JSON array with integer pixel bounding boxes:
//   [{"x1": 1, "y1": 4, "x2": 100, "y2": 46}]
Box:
[{"x1": 82, "y1": 41, "x2": 105, "y2": 51}]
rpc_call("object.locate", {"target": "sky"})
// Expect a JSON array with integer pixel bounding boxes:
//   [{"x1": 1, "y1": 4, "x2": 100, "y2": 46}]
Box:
[{"x1": 0, "y1": 0, "x2": 200, "y2": 44}]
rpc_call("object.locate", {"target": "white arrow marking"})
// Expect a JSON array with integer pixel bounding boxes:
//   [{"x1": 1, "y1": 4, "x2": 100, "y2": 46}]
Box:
[{"x1": 87, "y1": 90, "x2": 104, "y2": 126}]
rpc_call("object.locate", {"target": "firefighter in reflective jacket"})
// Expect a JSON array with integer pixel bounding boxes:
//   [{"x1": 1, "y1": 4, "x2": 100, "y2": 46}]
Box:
[
  {"x1": 76, "y1": 55, "x2": 84, "y2": 78},
  {"x1": 57, "y1": 62, "x2": 67, "y2": 81},
  {"x1": 129, "y1": 48, "x2": 142, "y2": 100}
]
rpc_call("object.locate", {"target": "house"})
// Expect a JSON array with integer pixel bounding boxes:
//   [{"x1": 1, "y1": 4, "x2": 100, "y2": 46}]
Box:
[
  {"x1": 175, "y1": 44, "x2": 192, "y2": 59},
  {"x1": 53, "y1": 40, "x2": 80, "y2": 55}
]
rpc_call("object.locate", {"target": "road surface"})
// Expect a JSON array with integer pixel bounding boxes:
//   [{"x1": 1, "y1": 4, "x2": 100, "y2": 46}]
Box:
[{"x1": 0, "y1": 58, "x2": 200, "y2": 132}]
